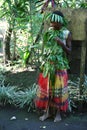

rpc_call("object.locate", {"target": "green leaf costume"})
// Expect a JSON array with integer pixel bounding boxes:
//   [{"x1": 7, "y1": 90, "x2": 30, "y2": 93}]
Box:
[{"x1": 41, "y1": 27, "x2": 69, "y2": 84}]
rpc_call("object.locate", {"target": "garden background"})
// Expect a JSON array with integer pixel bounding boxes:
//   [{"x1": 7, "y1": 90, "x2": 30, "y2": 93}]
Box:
[{"x1": 0, "y1": 0, "x2": 87, "y2": 112}]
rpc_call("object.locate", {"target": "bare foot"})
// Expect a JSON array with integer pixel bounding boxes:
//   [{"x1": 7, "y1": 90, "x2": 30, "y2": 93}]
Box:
[
  {"x1": 39, "y1": 113, "x2": 51, "y2": 121},
  {"x1": 54, "y1": 113, "x2": 62, "y2": 122}
]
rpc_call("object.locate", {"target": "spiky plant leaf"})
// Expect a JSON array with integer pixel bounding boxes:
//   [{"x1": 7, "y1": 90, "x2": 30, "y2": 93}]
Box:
[
  {"x1": 0, "y1": 83, "x2": 17, "y2": 105},
  {"x1": 11, "y1": 83, "x2": 38, "y2": 111}
]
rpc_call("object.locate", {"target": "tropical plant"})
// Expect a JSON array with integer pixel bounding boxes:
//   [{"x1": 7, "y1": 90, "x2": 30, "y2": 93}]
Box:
[
  {"x1": 0, "y1": 82, "x2": 37, "y2": 111},
  {"x1": 35, "y1": 0, "x2": 87, "y2": 9},
  {"x1": 0, "y1": 0, "x2": 86, "y2": 65}
]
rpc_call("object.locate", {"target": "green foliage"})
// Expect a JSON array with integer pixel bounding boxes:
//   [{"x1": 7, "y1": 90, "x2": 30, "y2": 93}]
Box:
[
  {"x1": 0, "y1": 82, "x2": 37, "y2": 111},
  {"x1": 0, "y1": 0, "x2": 86, "y2": 67},
  {"x1": 35, "y1": 0, "x2": 87, "y2": 9},
  {"x1": 41, "y1": 27, "x2": 69, "y2": 82},
  {"x1": 17, "y1": 46, "x2": 29, "y2": 67},
  {"x1": 83, "y1": 75, "x2": 87, "y2": 88},
  {"x1": 0, "y1": 0, "x2": 30, "y2": 20},
  {"x1": 0, "y1": 68, "x2": 38, "y2": 111},
  {"x1": 68, "y1": 75, "x2": 87, "y2": 111},
  {"x1": 0, "y1": 65, "x2": 6, "y2": 84},
  {"x1": 23, "y1": 50, "x2": 30, "y2": 65},
  {"x1": 11, "y1": 84, "x2": 37, "y2": 111},
  {"x1": 0, "y1": 84, "x2": 16, "y2": 106}
]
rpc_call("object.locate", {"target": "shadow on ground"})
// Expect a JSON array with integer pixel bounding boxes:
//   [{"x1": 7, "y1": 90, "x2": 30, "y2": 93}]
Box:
[
  {"x1": 0, "y1": 106, "x2": 87, "y2": 130},
  {"x1": 5, "y1": 69, "x2": 38, "y2": 89}
]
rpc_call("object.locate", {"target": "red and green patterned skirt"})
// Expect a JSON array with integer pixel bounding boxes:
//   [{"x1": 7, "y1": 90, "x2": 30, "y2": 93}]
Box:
[{"x1": 35, "y1": 70, "x2": 68, "y2": 112}]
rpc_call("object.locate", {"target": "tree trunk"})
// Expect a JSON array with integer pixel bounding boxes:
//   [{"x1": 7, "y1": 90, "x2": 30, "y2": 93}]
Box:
[
  {"x1": 12, "y1": 31, "x2": 16, "y2": 60},
  {"x1": 3, "y1": 26, "x2": 12, "y2": 64}
]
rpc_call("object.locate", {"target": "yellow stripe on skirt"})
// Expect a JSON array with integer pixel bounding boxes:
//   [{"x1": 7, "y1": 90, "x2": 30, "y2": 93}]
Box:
[{"x1": 35, "y1": 70, "x2": 68, "y2": 111}]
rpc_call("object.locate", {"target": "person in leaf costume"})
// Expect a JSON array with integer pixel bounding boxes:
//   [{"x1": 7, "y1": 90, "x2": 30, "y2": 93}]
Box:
[{"x1": 35, "y1": 10, "x2": 72, "y2": 122}]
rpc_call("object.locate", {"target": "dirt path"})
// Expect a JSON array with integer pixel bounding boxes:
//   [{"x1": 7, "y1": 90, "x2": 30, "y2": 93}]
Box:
[{"x1": 0, "y1": 106, "x2": 87, "y2": 130}]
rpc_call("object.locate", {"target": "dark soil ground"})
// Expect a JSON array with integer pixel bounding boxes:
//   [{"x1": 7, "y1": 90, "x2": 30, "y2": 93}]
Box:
[
  {"x1": 5, "y1": 67, "x2": 38, "y2": 90},
  {"x1": 0, "y1": 105, "x2": 87, "y2": 130},
  {"x1": 0, "y1": 51, "x2": 38, "y2": 90}
]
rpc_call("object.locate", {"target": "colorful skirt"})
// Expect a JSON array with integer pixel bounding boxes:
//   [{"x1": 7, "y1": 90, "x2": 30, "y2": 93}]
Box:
[{"x1": 35, "y1": 70, "x2": 68, "y2": 112}]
